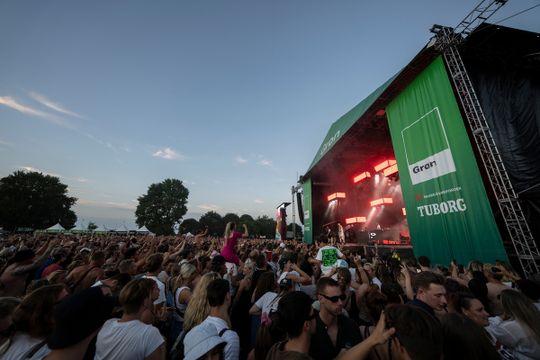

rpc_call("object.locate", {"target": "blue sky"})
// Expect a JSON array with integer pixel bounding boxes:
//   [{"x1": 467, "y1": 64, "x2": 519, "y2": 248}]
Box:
[{"x1": 1, "y1": 0, "x2": 539, "y2": 229}]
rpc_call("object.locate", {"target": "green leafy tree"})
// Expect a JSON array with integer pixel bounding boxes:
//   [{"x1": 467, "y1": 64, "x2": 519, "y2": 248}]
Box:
[
  {"x1": 0, "y1": 170, "x2": 77, "y2": 231},
  {"x1": 222, "y1": 213, "x2": 240, "y2": 226},
  {"x1": 135, "y1": 179, "x2": 189, "y2": 236},
  {"x1": 255, "y1": 215, "x2": 276, "y2": 239},
  {"x1": 239, "y1": 214, "x2": 256, "y2": 233},
  {"x1": 180, "y1": 218, "x2": 200, "y2": 235},
  {"x1": 87, "y1": 222, "x2": 98, "y2": 232},
  {"x1": 287, "y1": 223, "x2": 303, "y2": 239},
  {"x1": 199, "y1": 211, "x2": 223, "y2": 236}
]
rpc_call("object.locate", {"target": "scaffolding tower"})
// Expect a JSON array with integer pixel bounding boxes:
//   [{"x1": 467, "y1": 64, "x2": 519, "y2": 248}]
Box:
[{"x1": 430, "y1": 0, "x2": 540, "y2": 275}]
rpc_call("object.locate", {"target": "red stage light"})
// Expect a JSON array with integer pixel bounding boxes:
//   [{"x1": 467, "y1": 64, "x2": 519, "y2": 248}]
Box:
[
  {"x1": 353, "y1": 171, "x2": 371, "y2": 184},
  {"x1": 327, "y1": 192, "x2": 346, "y2": 202},
  {"x1": 383, "y1": 163, "x2": 398, "y2": 176},
  {"x1": 374, "y1": 159, "x2": 397, "y2": 172},
  {"x1": 402, "y1": 208, "x2": 406, "y2": 216},
  {"x1": 345, "y1": 216, "x2": 367, "y2": 224},
  {"x1": 370, "y1": 197, "x2": 393, "y2": 207},
  {"x1": 375, "y1": 109, "x2": 386, "y2": 117}
]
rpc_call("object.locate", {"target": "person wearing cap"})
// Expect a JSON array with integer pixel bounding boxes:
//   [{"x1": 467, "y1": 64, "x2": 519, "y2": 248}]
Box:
[
  {"x1": 186, "y1": 279, "x2": 239, "y2": 360},
  {"x1": 183, "y1": 321, "x2": 226, "y2": 360},
  {"x1": 95, "y1": 278, "x2": 165, "y2": 360},
  {"x1": 0, "y1": 238, "x2": 58, "y2": 297},
  {"x1": 44, "y1": 286, "x2": 116, "y2": 359}
]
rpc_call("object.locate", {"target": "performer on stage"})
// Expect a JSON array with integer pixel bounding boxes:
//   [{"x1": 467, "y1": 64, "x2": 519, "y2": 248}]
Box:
[{"x1": 221, "y1": 222, "x2": 249, "y2": 265}]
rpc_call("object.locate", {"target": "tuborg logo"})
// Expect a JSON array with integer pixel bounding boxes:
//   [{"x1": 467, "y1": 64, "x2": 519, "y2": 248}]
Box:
[
  {"x1": 417, "y1": 198, "x2": 467, "y2": 217},
  {"x1": 401, "y1": 107, "x2": 456, "y2": 185}
]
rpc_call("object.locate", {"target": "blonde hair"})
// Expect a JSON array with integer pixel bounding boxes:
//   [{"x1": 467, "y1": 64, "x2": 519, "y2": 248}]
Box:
[
  {"x1": 174, "y1": 262, "x2": 197, "y2": 291},
  {"x1": 224, "y1": 222, "x2": 235, "y2": 239},
  {"x1": 183, "y1": 271, "x2": 221, "y2": 332}
]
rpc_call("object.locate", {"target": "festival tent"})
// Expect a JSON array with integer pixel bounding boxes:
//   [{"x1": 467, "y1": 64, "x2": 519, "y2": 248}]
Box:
[
  {"x1": 137, "y1": 226, "x2": 154, "y2": 235},
  {"x1": 45, "y1": 223, "x2": 65, "y2": 232}
]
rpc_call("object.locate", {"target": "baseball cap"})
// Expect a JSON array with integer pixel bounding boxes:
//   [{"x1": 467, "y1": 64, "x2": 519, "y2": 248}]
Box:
[{"x1": 183, "y1": 322, "x2": 226, "y2": 360}]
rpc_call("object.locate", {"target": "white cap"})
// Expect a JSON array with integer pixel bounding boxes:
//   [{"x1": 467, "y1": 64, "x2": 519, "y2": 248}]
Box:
[{"x1": 183, "y1": 322, "x2": 226, "y2": 360}]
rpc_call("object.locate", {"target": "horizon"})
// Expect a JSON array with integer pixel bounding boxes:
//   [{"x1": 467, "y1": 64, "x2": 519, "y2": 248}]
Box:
[{"x1": 1, "y1": 1, "x2": 539, "y2": 230}]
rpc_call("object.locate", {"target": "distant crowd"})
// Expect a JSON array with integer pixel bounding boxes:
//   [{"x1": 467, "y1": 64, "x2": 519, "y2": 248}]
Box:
[{"x1": 0, "y1": 222, "x2": 539, "y2": 360}]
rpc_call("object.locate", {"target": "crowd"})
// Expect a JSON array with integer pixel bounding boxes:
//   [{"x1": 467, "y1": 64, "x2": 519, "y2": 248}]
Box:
[{"x1": 0, "y1": 222, "x2": 539, "y2": 360}]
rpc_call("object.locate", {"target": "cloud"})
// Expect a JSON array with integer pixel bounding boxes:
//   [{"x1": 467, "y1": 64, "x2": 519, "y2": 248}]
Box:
[
  {"x1": 235, "y1": 156, "x2": 248, "y2": 164},
  {"x1": 29, "y1": 91, "x2": 84, "y2": 119},
  {"x1": 78, "y1": 199, "x2": 136, "y2": 210},
  {"x1": 258, "y1": 159, "x2": 272, "y2": 166},
  {"x1": 197, "y1": 204, "x2": 221, "y2": 212},
  {"x1": 19, "y1": 166, "x2": 88, "y2": 183},
  {"x1": 152, "y1": 147, "x2": 184, "y2": 160},
  {"x1": 0, "y1": 96, "x2": 72, "y2": 128},
  {"x1": 254, "y1": 198, "x2": 264, "y2": 204},
  {"x1": 0, "y1": 139, "x2": 12, "y2": 147}
]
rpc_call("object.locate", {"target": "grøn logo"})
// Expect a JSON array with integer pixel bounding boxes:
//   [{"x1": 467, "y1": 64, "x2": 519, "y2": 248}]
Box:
[{"x1": 401, "y1": 107, "x2": 456, "y2": 185}]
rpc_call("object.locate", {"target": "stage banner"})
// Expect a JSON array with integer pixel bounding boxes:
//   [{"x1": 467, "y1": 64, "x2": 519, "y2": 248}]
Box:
[
  {"x1": 386, "y1": 56, "x2": 507, "y2": 265},
  {"x1": 302, "y1": 178, "x2": 313, "y2": 244}
]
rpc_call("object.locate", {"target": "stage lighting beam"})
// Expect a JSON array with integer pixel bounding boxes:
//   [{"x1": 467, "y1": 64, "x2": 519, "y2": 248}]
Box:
[
  {"x1": 383, "y1": 164, "x2": 399, "y2": 177},
  {"x1": 353, "y1": 171, "x2": 371, "y2": 184},
  {"x1": 370, "y1": 197, "x2": 394, "y2": 207},
  {"x1": 327, "y1": 192, "x2": 346, "y2": 202},
  {"x1": 374, "y1": 159, "x2": 397, "y2": 172}
]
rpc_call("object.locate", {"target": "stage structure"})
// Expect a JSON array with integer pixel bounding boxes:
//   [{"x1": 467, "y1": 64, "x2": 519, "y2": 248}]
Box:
[{"x1": 296, "y1": 1, "x2": 540, "y2": 275}]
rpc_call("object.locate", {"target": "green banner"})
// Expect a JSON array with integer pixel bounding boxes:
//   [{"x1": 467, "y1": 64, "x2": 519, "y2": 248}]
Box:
[
  {"x1": 302, "y1": 178, "x2": 313, "y2": 244},
  {"x1": 386, "y1": 56, "x2": 507, "y2": 265}
]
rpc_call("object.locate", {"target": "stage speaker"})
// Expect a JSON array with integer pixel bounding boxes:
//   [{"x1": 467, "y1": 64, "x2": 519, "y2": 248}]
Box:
[{"x1": 297, "y1": 192, "x2": 304, "y2": 224}]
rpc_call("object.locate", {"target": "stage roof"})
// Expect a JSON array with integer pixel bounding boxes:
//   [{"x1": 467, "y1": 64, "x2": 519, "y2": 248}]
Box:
[{"x1": 302, "y1": 23, "x2": 538, "y2": 181}]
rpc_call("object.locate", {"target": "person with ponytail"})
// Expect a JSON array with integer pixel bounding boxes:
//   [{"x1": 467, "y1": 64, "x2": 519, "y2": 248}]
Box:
[{"x1": 221, "y1": 222, "x2": 248, "y2": 266}]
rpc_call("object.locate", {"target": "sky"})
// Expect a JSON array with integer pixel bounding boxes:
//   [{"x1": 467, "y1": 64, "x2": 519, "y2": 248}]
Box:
[{"x1": 1, "y1": 0, "x2": 539, "y2": 230}]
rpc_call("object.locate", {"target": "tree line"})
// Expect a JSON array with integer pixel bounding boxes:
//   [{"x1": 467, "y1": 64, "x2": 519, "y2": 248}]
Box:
[{"x1": 0, "y1": 171, "x2": 302, "y2": 238}]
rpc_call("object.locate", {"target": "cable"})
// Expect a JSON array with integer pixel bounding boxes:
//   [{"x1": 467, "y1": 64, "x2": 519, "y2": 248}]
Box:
[{"x1": 492, "y1": 3, "x2": 540, "y2": 25}]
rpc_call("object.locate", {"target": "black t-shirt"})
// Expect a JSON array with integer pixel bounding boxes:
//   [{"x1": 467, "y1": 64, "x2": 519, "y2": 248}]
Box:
[{"x1": 309, "y1": 312, "x2": 363, "y2": 360}]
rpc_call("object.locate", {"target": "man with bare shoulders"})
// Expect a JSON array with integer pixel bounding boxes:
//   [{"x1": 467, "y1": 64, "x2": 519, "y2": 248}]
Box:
[{"x1": 66, "y1": 251, "x2": 106, "y2": 292}]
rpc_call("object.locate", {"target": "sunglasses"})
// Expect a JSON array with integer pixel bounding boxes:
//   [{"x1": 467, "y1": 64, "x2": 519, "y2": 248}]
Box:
[{"x1": 320, "y1": 293, "x2": 346, "y2": 303}]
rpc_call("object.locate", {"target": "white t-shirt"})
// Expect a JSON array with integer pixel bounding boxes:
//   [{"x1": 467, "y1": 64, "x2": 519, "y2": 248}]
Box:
[
  {"x1": 95, "y1": 318, "x2": 164, "y2": 360},
  {"x1": 278, "y1": 271, "x2": 301, "y2": 291},
  {"x1": 254, "y1": 291, "x2": 279, "y2": 319},
  {"x1": 315, "y1": 246, "x2": 343, "y2": 274},
  {"x1": 143, "y1": 275, "x2": 166, "y2": 305},
  {"x1": 2, "y1": 332, "x2": 50, "y2": 360}
]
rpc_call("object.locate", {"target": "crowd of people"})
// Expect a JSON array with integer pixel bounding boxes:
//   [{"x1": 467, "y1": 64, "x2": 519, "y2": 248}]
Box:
[{"x1": 0, "y1": 222, "x2": 539, "y2": 359}]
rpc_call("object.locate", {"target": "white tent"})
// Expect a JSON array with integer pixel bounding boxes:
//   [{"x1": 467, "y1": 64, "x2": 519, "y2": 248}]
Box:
[
  {"x1": 138, "y1": 226, "x2": 154, "y2": 235},
  {"x1": 46, "y1": 223, "x2": 65, "y2": 232}
]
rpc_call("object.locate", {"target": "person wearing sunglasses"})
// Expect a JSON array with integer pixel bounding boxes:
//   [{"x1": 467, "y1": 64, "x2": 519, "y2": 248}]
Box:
[{"x1": 309, "y1": 277, "x2": 362, "y2": 360}]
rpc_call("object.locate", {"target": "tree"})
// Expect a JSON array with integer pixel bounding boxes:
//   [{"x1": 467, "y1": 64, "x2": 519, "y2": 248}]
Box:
[
  {"x1": 135, "y1": 179, "x2": 189, "y2": 236},
  {"x1": 180, "y1": 218, "x2": 200, "y2": 235},
  {"x1": 254, "y1": 215, "x2": 277, "y2": 239},
  {"x1": 0, "y1": 170, "x2": 77, "y2": 231},
  {"x1": 87, "y1": 222, "x2": 98, "y2": 232},
  {"x1": 222, "y1": 213, "x2": 240, "y2": 226},
  {"x1": 287, "y1": 223, "x2": 303, "y2": 239},
  {"x1": 199, "y1": 211, "x2": 223, "y2": 237},
  {"x1": 239, "y1": 214, "x2": 256, "y2": 233}
]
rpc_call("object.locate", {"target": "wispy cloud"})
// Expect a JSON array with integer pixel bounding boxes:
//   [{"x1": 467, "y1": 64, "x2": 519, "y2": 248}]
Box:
[
  {"x1": 235, "y1": 156, "x2": 248, "y2": 164},
  {"x1": 152, "y1": 147, "x2": 185, "y2": 160},
  {"x1": 0, "y1": 139, "x2": 12, "y2": 147},
  {"x1": 0, "y1": 96, "x2": 72, "y2": 128},
  {"x1": 19, "y1": 166, "x2": 88, "y2": 183},
  {"x1": 78, "y1": 199, "x2": 136, "y2": 210},
  {"x1": 29, "y1": 91, "x2": 84, "y2": 119},
  {"x1": 258, "y1": 159, "x2": 272, "y2": 166},
  {"x1": 198, "y1": 204, "x2": 221, "y2": 212},
  {"x1": 254, "y1": 198, "x2": 264, "y2": 204}
]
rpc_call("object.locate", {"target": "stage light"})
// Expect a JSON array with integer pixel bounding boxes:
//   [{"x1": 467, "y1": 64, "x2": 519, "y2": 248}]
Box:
[
  {"x1": 327, "y1": 192, "x2": 346, "y2": 202},
  {"x1": 353, "y1": 171, "x2": 371, "y2": 184},
  {"x1": 345, "y1": 216, "x2": 367, "y2": 224},
  {"x1": 383, "y1": 163, "x2": 398, "y2": 177},
  {"x1": 370, "y1": 197, "x2": 393, "y2": 207},
  {"x1": 374, "y1": 159, "x2": 397, "y2": 172},
  {"x1": 374, "y1": 174, "x2": 380, "y2": 185},
  {"x1": 375, "y1": 109, "x2": 386, "y2": 118},
  {"x1": 402, "y1": 208, "x2": 407, "y2": 216}
]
